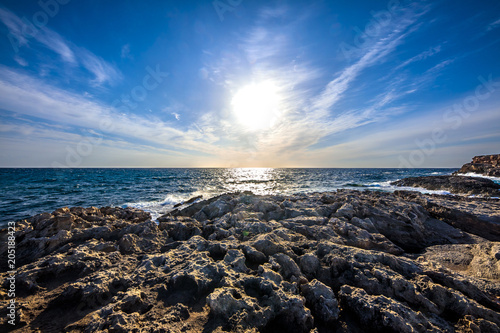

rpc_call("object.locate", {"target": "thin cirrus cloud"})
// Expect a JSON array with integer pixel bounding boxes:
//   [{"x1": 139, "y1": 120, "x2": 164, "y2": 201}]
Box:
[
  {"x1": 0, "y1": 2, "x2": 496, "y2": 167},
  {"x1": 309, "y1": 6, "x2": 427, "y2": 119},
  {"x1": 394, "y1": 44, "x2": 443, "y2": 71},
  {"x1": 298, "y1": 99, "x2": 500, "y2": 167},
  {"x1": 0, "y1": 67, "x2": 219, "y2": 157},
  {"x1": 487, "y1": 17, "x2": 500, "y2": 31},
  {"x1": 0, "y1": 7, "x2": 121, "y2": 86},
  {"x1": 77, "y1": 47, "x2": 122, "y2": 85},
  {"x1": 220, "y1": 3, "x2": 432, "y2": 157}
]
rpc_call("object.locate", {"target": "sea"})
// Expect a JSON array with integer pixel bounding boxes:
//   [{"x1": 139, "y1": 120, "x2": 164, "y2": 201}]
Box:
[{"x1": 2, "y1": 167, "x2": 499, "y2": 227}]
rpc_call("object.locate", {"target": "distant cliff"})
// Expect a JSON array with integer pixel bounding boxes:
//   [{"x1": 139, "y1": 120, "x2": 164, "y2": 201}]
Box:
[{"x1": 453, "y1": 154, "x2": 500, "y2": 177}]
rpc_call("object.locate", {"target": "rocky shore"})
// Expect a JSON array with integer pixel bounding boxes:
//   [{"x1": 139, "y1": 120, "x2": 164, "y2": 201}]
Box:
[
  {"x1": 453, "y1": 154, "x2": 500, "y2": 177},
  {"x1": 391, "y1": 175, "x2": 500, "y2": 197},
  {"x1": 390, "y1": 154, "x2": 500, "y2": 198},
  {"x1": 2, "y1": 190, "x2": 500, "y2": 332}
]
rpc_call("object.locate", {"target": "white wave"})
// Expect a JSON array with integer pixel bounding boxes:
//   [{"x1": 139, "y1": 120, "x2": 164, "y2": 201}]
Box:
[
  {"x1": 367, "y1": 181, "x2": 392, "y2": 187},
  {"x1": 454, "y1": 172, "x2": 500, "y2": 183},
  {"x1": 467, "y1": 194, "x2": 500, "y2": 200},
  {"x1": 364, "y1": 181, "x2": 454, "y2": 196},
  {"x1": 122, "y1": 192, "x2": 206, "y2": 222},
  {"x1": 387, "y1": 184, "x2": 452, "y2": 195},
  {"x1": 339, "y1": 180, "x2": 453, "y2": 196}
]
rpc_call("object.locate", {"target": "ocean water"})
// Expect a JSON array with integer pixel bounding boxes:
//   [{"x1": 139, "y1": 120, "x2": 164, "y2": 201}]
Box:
[{"x1": 0, "y1": 167, "x2": 475, "y2": 226}]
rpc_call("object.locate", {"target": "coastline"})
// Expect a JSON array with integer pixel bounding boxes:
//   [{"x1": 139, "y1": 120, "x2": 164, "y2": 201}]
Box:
[
  {"x1": 0, "y1": 167, "x2": 460, "y2": 227},
  {"x1": 1, "y1": 188, "x2": 500, "y2": 332},
  {"x1": 2, "y1": 155, "x2": 500, "y2": 332}
]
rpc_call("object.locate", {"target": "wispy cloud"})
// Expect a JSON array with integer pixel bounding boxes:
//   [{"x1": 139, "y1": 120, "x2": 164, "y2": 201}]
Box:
[
  {"x1": 296, "y1": 99, "x2": 500, "y2": 167},
  {"x1": 78, "y1": 48, "x2": 122, "y2": 85},
  {"x1": 487, "y1": 17, "x2": 500, "y2": 31},
  {"x1": 0, "y1": 7, "x2": 31, "y2": 50},
  {"x1": 289, "y1": 6, "x2": 428, "y2": 148},
  {"x1": 13, "y1": 55, "x2": 27, "y2": 67},
  {"x1": 311, "y1": 7, "x2": 428, "y2": 116},
  {"x1": 0, "y1": 7, "x2": 76, "y2": 63},
  {"x1": 395, "y1": 44, "x2": 443, "y2": 70},
  {"x1": 0, "y1": 7, "x2": 121, "y2": 85},
  {"x1": 243, "y1": 27, "x2": 289, "y2": 64},
  {"x1": 36, "y1": 27, "x2": 77, "y2": 64},
  {"x1": 197, "y1": 3, "x2": 433, "y2": 165},
  {"x1": 424, "y1": 58, "x2": 455, "y2": 74},
  {"x1": 0, "y1": 67, "x2": 217, "y2": 156},
  {"x1": 120, "y1": 43, "x2": 134, "y2": 60}
]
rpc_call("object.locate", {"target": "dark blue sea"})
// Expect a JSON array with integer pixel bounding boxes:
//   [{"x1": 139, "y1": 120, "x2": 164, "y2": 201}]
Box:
[{"x1": 1, "y1": 167, "x2": 488, "y2": 227}]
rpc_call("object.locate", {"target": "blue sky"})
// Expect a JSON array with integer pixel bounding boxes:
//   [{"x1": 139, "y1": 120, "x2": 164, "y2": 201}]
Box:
[{"x1": 0, "y1": 0, "x2": 499, "y2": 167}]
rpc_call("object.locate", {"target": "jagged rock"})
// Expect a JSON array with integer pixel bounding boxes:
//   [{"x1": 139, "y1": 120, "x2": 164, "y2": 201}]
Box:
[
  {"x1": 1, "y1": 191, "x2": 499, "y2": 332},
  {"x1": 420, "y1": 242, "x2": 500, "y2": 280},
  {"x1": 391, "y1": 175, "x2": 500, "y2": 196},
  {"x1": 453, "y1": 154, "x2": 500, "y2": 177},
  {"x1": 251, "y1": 233, "x2": 293, "y2": 257},
  {"x1": 207, "y1": 287, "x2": 271, "y2": 329},
  {"x1": 173, "y1": 195, "x2": 203, "y2": 208},
  {"x1": 258, "y1": 263, "x2": 283, "y2": 285},
  {"x1": 335, "y1": 202, "x2": 354, "y2": 219},
  {"x1": 338, "y1": 285, "x2": 448, "y2": 332},
  {"x1": 301, "y1": 279, "x2": 339, "y2": 323},
  {"x1": 223, "y1": 249, "x2": 248, "y2": 273},
  {"x1": 299, "y1": 253, "x2": 320, "y2": 277},
  {"x1": 241, "y1": 245, "x2": 267, "y2": 265},
  {"x1": 119, "y1": 234, "x2": 140, "y2": 253},
  {"x1": 158, "y1": 217, "x2": 202, "y2": 241},
  {"x1": 270, "y1": 253, "x2": 303, "y2": 280},
  {"x1": 396, "y1": 190, "x2": 500, "y2": 241}
]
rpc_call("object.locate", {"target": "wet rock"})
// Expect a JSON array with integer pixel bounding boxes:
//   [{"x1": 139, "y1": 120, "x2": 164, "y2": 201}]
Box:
[
  {"x1": 173, "y1": 195, "x2": 203, "y2": 208},
  {"x1": 392, "y1": 175, "x2": 500, "y2": 196}
]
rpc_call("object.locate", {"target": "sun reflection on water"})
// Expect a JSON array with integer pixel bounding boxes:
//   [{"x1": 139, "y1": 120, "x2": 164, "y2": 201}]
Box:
[{"x1": 221, "y1": 168, "x2": 281, "y2": 195}]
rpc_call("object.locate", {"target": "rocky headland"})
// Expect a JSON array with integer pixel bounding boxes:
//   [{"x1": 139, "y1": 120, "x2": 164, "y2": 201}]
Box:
[
  {"x1": 453, "y1": 154, "x2": 500, "y2": 177},
  {"x1": 391, "y1": 175, "x2": 500, "y2": 197},
  {"x1": 2, "y1": 189, "x2": 500, "y2": 332}
]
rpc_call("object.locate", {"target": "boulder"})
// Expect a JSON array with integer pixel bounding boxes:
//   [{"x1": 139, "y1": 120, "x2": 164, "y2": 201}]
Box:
[
  {"x1": 453, "y1": 154, "x2": 500, "y2": 177},
  {"x1": 391, "y1": 175, "x2": 500, "y2": 196}
]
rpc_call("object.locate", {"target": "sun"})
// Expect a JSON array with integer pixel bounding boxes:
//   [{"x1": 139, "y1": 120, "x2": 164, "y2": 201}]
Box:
[{"x1": 231, "y1": 81, "x2": 281, "y2": 131}]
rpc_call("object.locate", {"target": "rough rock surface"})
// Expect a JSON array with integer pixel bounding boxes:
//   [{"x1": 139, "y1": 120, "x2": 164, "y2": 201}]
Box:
[
  {"x1": 391, "y1": 175, "x2": 500, "y2": 197},
  {"x1": 453, "y1": 154, "x2": 500, "y2": 177},
  {"x1": 1, "y1": 191, "x2": 500, "y2": 332}
]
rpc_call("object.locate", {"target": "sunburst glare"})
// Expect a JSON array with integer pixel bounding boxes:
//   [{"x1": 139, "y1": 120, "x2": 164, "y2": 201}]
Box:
[{"x1": 231, "y1": 80, "x2": 282, "y2": 131}]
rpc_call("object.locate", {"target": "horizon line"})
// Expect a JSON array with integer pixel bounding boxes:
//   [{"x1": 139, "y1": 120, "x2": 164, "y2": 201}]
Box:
[{"x1": 0, "y1": 166, "x2": 460, "y2": 169}]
